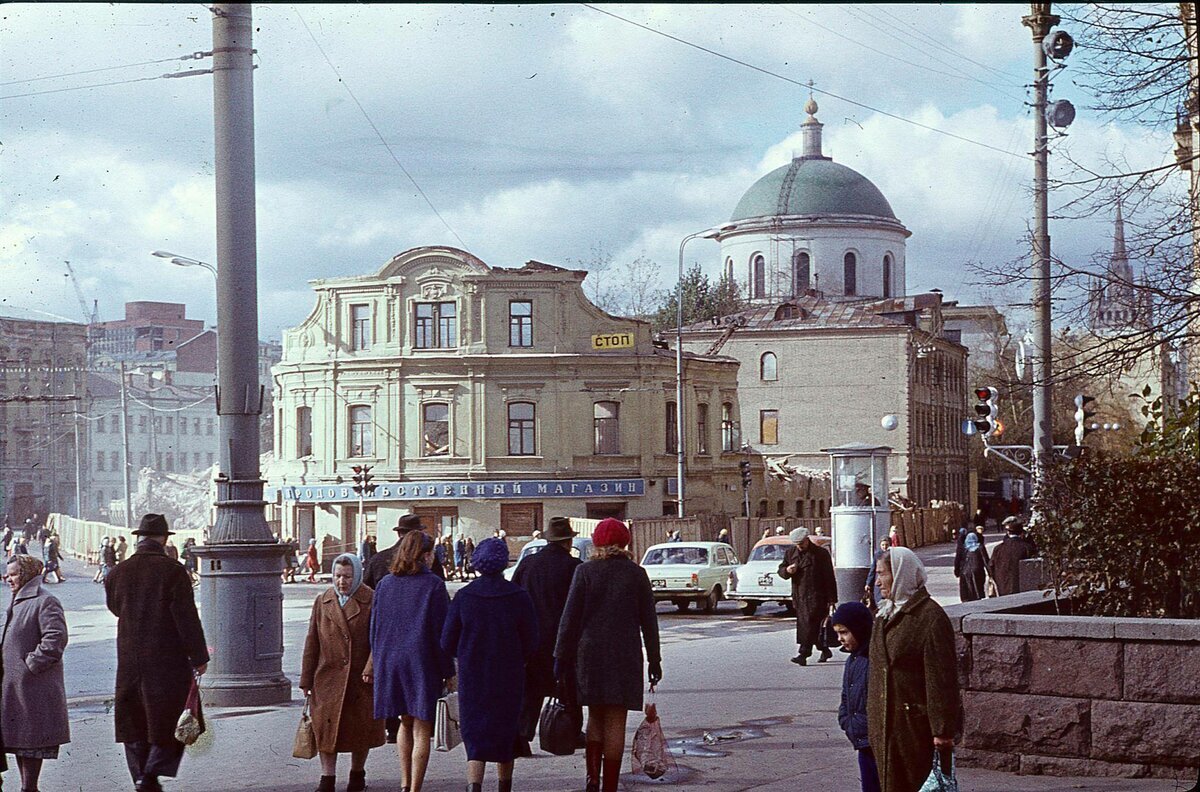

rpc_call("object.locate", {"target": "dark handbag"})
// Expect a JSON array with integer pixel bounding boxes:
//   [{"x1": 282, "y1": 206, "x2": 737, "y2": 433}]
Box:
[
  {"x1": 820, "y1": 615, "x2": 839, "y2": 649},
  {"x1": 538, "y1": 695, "x2": 583, "y2": 756}
]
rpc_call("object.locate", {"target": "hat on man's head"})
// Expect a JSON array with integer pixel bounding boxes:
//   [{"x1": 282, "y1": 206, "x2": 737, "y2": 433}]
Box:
[
  {"x1": 133, "y1": 513, "x2": 173, "y2": 537},
  {"x1": 789, "y1": 526, "x2": 810, "y2": 543},
  {"x1": 394, "y1": 514, "x2": 422, "y2": 534},
  {"x1": 543, "y1": 516, "x2": 576, "y2": 542},
  {"x1": 1002, "y1": 516, "x2": 1026, "y2": 533}
]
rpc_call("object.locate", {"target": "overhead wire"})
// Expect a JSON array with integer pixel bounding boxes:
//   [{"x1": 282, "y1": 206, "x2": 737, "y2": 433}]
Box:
[
  {"x1": 864, "y1": 5, "x2": 1028, "y2": 85},
  {"x1": 577, "y1": 4, "x2": 1025, "y2": 160},
  {"x1": 0, "y1": 54, "x2": 205, "y2": 87},
  {"x1": 293, "y1": 8, "x2": 468, "y2": 250},
  {"x1": 0, "y1": 74, "x2": 174, "y2": 101}
]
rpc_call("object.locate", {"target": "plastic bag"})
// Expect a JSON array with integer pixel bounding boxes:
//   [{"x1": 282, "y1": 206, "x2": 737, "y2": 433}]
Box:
[
  {"x1": 631, "y1": 688, "x2": 675, "y2": 780},
  {"x1": 174, "y1": 675, "x2": 206, "y2": 746},
  {"x1": 918, "y1": 749, "x2": 959, "y2": 792},
  {"x1": 538, "y1": 696, "x2": 582, "y2": 756}
]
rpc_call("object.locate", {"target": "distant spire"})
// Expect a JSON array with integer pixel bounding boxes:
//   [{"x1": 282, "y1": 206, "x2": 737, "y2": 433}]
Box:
[
  {"x1": 800, "y1": 80, "x2": 824, "y2": 159},
  {"x1": 1112, "y1": 199, "x2": 1127, "y2": 264}
]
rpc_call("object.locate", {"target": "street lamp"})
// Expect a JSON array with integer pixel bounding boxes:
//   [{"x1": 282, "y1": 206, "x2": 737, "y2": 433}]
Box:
[
  {"x1": 676, "y1": 223, "x2": 735, "y2": 518},
  {"x1": 152, "y1": 249, "x2": 217, "y2": 278}
]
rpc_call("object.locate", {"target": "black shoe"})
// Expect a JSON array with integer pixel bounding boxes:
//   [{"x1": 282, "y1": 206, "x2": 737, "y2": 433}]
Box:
[
  {"x1": 818, "y1": 648, "x2": 833, "y2": 663},
  {"x1": 514, "y1": 738, "x2": 533, "y2": 758},
  {"x1": 347, "y1": 769, "x2": 367, "y2": 792},
  {"x1": 385, "y1": 731, "x2": 398, "y2": 744},
  {"x1": 136, "y1": 778, "x2": 164, "y2": 792},
  {"x1": 790, "y1": 654, "x2": 807, "y2": 666},
  {"x1": 314, "y1": 775, "x2": 335, "y2": 792}
]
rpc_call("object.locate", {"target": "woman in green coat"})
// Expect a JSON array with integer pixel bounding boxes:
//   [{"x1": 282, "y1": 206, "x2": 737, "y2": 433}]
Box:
[{"x1": 867, "y1": 547, "x2": 960, "y2": 792}]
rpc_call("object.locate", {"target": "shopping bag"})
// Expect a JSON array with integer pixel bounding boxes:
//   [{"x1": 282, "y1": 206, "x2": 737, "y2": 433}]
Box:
[
  {"x1": 986, "y1": 578, "x2": 999, "y2": 598},
  {"x1": 820, "y1": 616, "x2": 839, "y2": 650},
  {"x1": 631, "y1": 688, "x2": 675, "y2": 780},
  {"x1": 918, "y1": 749, "x2": 959, "y2": 792},
  {"x1": 538, "y1": 696, "x2": 583, "y2": 756},
  {"x1": 292, "y1": 696, "x2": 317, "y2": 760},
  {"x1": 434, "y1": 692, "x2": 462, "y2": 752},
  {"x1": 174, "y1": 675, "x2": 206, "y2": 746}
]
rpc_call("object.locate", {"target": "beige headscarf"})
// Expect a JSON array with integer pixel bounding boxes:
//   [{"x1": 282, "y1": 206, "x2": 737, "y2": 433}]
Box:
[
  {"x1": 876, "y1": 546, "x2": 927, "y2": 620},
  {"x1": 7, "y1": 554, "x2": 44, "y2": 590}
]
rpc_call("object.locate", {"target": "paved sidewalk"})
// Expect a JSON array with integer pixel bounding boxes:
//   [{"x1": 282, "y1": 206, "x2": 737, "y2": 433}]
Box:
[{"x1": 21, "y1": 542, "x2": 1199, "y2": 791}]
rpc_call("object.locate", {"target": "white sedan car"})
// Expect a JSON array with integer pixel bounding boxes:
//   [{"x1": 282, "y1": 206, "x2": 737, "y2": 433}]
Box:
[
  {"x1": 641, "y1": 541, "x2": 740, "y2": 613},
  {"x1": 727, "y1": 535, "x2": 831, "y2": 616},
  {"x1": 503, "y1": 536, "x2": 594, "y2": 580}
]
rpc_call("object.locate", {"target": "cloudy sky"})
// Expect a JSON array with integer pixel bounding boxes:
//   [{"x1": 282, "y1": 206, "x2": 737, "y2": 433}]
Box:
[{"x1": 1, "y1": 3, "x2": 1173, "y2": 340}]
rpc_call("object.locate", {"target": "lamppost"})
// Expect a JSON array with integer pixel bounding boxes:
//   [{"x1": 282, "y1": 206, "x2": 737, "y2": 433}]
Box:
[
  {"x1": 675, "y1": 224, "x2": 734, "y2": 518},
  {"x1": 152, "y1": 250, "x2": 218, "y2": 278}
]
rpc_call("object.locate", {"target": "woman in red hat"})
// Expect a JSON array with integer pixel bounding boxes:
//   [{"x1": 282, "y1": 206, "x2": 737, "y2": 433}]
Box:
[{"x1": 554, "y1": 518, "x2": 661, "y2": 792}]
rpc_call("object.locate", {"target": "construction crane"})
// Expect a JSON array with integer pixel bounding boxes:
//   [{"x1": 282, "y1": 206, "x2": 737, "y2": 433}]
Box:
[{"x1": 63, "y1": 260, "x2": 98, "y2": 325}]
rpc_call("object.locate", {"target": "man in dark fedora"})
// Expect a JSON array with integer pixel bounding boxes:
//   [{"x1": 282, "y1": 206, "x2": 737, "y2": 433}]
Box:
[
  {"x1": 512, "y1": 516, "x2": 583, "y2": 756},
  {"x1": 362, "y1": 512, "x2": 445, "y2": 744},
  {"x1": 105, "y1": 513, "x2": 209, "y2": 792}
]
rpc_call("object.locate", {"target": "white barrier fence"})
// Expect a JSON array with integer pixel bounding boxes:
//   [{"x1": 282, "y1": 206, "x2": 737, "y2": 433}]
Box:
[{"x1": 47, "y1": 513, "x2": 204, "y2": 563}]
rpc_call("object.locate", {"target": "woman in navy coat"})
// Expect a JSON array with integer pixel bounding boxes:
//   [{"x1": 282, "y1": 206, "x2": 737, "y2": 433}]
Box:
[
  {"x1": 441, "y1": 538, "x2": 538, "y2": 792},
  {"x1": 366, "y1": 531, "x2": 453, "y2": 792}
]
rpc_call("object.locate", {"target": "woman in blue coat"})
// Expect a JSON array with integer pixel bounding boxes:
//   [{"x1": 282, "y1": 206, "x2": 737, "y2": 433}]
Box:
[
  {"x1": 441, "y1": 538, "x2": 538, "y2": 792},
  {"x1": 366, "y1": 531, "x2": 453, "y2": 792}
]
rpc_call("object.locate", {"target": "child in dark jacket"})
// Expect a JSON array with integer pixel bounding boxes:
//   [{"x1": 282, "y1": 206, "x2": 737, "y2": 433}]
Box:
[{"x1": 833, "y1": 601, "x2": 881, "y2": 792}]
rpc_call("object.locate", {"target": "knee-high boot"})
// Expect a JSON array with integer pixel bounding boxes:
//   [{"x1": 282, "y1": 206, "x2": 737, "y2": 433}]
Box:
[
  {"x1": 601, "y1": 755, "x2": 623, "y2": 792},
  {"x1": 584, "y1": 741, "x2": 603, "y2": 792}
]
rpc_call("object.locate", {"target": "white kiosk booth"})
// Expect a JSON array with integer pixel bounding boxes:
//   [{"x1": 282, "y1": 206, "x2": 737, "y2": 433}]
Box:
[{"x1": 823, "y1": 443, "x2": 892, "y2": 603}]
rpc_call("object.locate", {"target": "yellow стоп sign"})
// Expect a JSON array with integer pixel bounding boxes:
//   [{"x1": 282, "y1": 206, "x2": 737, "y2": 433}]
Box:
[{"x1": 591, "y1": 332, "x2": 634, "y2": 350}]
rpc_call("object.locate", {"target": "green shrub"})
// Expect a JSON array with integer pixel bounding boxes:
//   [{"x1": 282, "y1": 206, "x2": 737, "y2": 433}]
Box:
[{"x1": 1031, "y1": 386, "x2": 1200, "y2": 618}]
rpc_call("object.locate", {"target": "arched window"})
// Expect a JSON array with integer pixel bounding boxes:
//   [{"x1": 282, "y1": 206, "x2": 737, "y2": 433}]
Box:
[
  {"x1": 724, "y1": 257, "x2": 734, "y2": 282},
  {"x1": 422, "y1": 402, "x2": 450, "y2": 457},
  {"x1": 793, "y1": 251, "x2": 811, "y2": 294},
  {"x1": 883, "y1": 254, "x2": 893, "y2": 298},
  {"x1": 760, "y1": 352, "x2": 777, "y2": 381},
  {"x1": 844, "y1": 252, "x2": 857, "y2": 296},
  {"x1": 507, "y1": 402, "x2": 536, "y2": 455},
  {"x1": 752, "y1": 254, "x2": 765, "y2": 298}
]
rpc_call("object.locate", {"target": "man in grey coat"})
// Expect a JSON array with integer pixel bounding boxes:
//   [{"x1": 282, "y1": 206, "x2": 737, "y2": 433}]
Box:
[{"x1": 778, "y1": 526, "x2": 838, "y2": 666}]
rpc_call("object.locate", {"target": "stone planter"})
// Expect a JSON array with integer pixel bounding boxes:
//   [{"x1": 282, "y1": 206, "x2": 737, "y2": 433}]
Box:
[{"x1": 945, "y1": 591, "x2": 1200, "y2": 779}]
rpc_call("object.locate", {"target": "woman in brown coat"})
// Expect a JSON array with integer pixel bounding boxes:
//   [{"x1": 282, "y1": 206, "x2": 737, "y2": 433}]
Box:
[
  {"x1": 3, "y1": 554, "x2": 70, "y2": 792},
  {"x1": 300, "y1": 553, "x2": 385, "y2": 792},
  {"x1": 867, "y1": 546, "x2": 960, "y2": 792}
]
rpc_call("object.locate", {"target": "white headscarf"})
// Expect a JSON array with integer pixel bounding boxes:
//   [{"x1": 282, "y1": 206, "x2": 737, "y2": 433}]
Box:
[{"x1": 876, "y1": 546, "x2": 928, "y2": 620}]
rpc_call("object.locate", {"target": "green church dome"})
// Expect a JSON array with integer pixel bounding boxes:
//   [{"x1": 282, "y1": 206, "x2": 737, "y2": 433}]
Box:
[{"x1": 731, "y1": 157, "x2": 897, "y2": 222}]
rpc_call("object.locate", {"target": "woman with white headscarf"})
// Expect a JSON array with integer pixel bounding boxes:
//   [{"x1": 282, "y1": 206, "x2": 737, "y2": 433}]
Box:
[
  {"x1": 866, "y1": 547, "x2": 960, "y2": 792},
  {"x1": 300, "y1": 552, "x2": 384, "y2": 792}
]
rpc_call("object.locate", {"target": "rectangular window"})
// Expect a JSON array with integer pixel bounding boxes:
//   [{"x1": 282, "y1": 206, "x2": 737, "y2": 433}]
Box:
[
  {"x1": 665, "y1": 401, "x2": 679, "y2": 454},
  {"x1": 180, "y1": 418, "x2": 187, "y2": 435},
  {"x1": 760, "y1": 409, "x2": 779, "y2": 445},
  {"x1": 193, "y1": 452, "x2": 202, "y2": 470},
  {"x1": 414, "y1": 301, "x2": 458, "y2": 349},
  {"x1": 296, "y1": 406, "x2": 313, "y2": 458},
  {"x1": 165, "y1": 452, "x2": 174, "y2": 472},
  {"x1": 165, "y1": 417, "x2": 173, "y2": 434},
  {"x1": 507, "y1": 402, "x2": 535, "y2": 455},
  {"x1": 696, "y1": 403, "x2": 709, "y2": 454},
  {"x1": 721, "y1": 402, "x2": 739, "y2": 452},
  {"x1": 139, "y1": 451, "x2": 148, "y2": 468},
  {"x1": 593, "y1": 401, "x2": 620, "y2": 455},
  {"x1": 349, "y1": 405, "x2": 374, "y2": 458},
  {"x1": 139, "y1": 415, "x2": 147, "y2": 434},
  {"x1": 351, "y1": 304, "x2": 371, "y2": 351},
  {"x1": 194, "y1": 418, "x2": 201, "y2": 435},
  {"x1": 98, "y1": 417, "x2": 106, "y2": 433},
  {"x1": 152, "y1": 416, "x2": 162, "y2": 434},
  {"x1": 422, "y1": 403, "x2": 450, "y2": 456},
  {"x1": 509, "y1": 301, "x2": 533, "y2": 347},
  {"x1": 110, "y1": 415, "x2": 119, "y2": 434},
  {"x1": 96, "y1": 451, "x2": 105, "y2": 472},
  {"x1": 206, "y1": 453, "x2": 214, "y2": 467},
  {"x1": 110, "y1": 451, "x2": 119, "y2": 472},
  {"x1": 206, "y1": 418, "x2": 214, "y2": 436},
  {"x1": 156, "y1": 452, "x2": 163, "y2": 470}
]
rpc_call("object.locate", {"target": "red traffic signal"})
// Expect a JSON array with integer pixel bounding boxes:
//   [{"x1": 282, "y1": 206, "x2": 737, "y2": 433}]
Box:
[{"x1": 974, "y1": 386, "x2": 997, "y2": 401}]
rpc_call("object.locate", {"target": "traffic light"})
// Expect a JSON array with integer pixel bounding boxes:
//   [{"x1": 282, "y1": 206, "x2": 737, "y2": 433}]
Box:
[
  {"x1": 1074, "y1": 394, "x2": 1096, "y2": 446},
  {"x1": 351, "y1": 464, "x2": 377, "y2": 497},
  {"x1": 738, "y1": 459, "x2": 752, "y2": 489},
  {"x1": 972, "y1": 386, "x2": 1000, "y2": 438}
]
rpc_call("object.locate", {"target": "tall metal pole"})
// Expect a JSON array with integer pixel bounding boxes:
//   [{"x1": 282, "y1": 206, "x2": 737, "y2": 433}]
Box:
[
  {"x1": 72, "y1": 413, "x2": 82, "y2": 518},
  {"x1": 119, "y1": 360, "x2": 132, "y2": 529},
  {"x1": 1024, "y1": 3, "x2": 1058, "y2": 509},
  {"x1": 193, "y1": 3, "x2": 289, "y2": 707},
  {"x1": 676, "y1": 235, "x2": 696, "y2": 519}
]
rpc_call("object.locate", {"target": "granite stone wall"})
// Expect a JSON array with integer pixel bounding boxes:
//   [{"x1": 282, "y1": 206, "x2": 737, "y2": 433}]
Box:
[{"x1": 945, "y1": 593, "x2": 1200, "y2": 779}]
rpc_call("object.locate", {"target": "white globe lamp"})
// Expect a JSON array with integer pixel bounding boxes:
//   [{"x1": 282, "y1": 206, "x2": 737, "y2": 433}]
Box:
[{"x1": 881, "y1": 414, "x2": 899, "y2": 431}]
